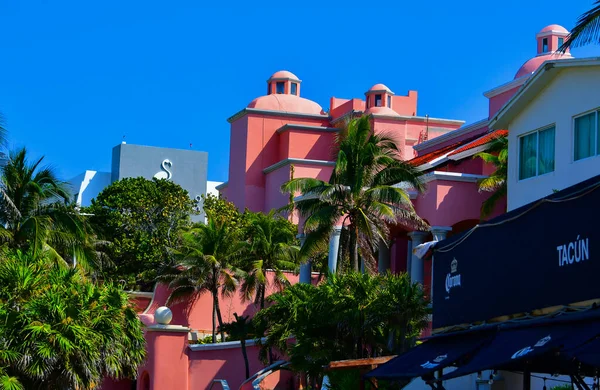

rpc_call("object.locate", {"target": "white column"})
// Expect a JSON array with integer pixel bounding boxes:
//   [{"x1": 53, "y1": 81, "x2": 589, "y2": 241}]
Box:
[
  {"x1": 297, "y1": 234, "x2": 311, "y2": 284},
  {"x1": 378, "y1": 238, "x2": 391, "y2": 274},
  {"x1": 430, "y1": 226, "x2": 452, "y2": 242},
  {"x1": 406, "y1": 240, "x2": 413, "y2": 276},
  {"x1": 407, "y1": 231, "x2": 429, "y2": 284},
  {"x1": 328, "y1": 226, "x2": 342, "y2": 274}
]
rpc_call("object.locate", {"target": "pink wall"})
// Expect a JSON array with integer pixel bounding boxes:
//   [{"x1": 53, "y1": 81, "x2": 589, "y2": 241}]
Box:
[
  {"x1": 488, "y1": 85, "x2": 521, "y2": 118},
  {"x1": 279, "y1": 130, "x2": 336, "y2": 161},
  {"x1": 265, "y1": 165, "x2": 292, "y2": 213},
  {"x1": 391, "y1": 90, "x2": 417, "y2": 116},
  {"x1": 188, "y1": 344, "x2": 294, "y2": 390},
  {"x1": 227, "y1": 116, "x2": 250, "y2": 210}
]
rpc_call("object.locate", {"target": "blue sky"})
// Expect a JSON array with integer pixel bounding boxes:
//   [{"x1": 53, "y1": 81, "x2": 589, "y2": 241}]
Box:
[{"x1": 1, "y1": 0, "x2": 599, "y2": 183}]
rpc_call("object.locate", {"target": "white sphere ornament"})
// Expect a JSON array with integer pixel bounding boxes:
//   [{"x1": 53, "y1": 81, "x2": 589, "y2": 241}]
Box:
[{"x1": 155, "y1": 306, "x2": 173, "y2": 325}]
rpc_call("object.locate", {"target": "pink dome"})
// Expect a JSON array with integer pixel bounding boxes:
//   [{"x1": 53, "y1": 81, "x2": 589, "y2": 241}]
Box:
[
  {"x1": 248, "y1": 94, "x2": 325, "y2": 115},
  {"x1": 365, "y1": 106, "x2": 400, "y2": 116},
  {"x1": 268, "y1": 70, "x2": 300, "y2": 81},
  {"x1": 539, "y1": 24, "x2": 569, "y2": 34},
  {"x1": 367, "y1": 83, "x2": 393, "y2": 93},
  {"x1": 514, "y1": 52, "x2": 570, "y2": 79}
]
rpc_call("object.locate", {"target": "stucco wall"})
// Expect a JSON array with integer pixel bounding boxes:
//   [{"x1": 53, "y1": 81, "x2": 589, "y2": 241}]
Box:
[
  {"x1": 507, "y1": 67, "x2": 600, "y2": 210},
  {"x1": 111, "y1": 143, "x2": 209, "y2": 221},
  {"x1": 68, "y1": 170, "x2": 112, "y2": 206}
]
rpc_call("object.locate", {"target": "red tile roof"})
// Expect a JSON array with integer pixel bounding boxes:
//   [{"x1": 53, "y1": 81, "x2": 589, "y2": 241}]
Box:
[
  {"x1": 409, "y1": 134, "x2": 480, "y2": 166},
  {"x1": 448, "y1": 130, "x2": 508, "y2": 156}
]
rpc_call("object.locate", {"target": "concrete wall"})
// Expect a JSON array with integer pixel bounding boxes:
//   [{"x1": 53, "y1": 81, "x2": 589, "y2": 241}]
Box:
[
  {"x1": 507, "y1": 67, "x2": 600, "y2": 210},
  {"x1": 68, "y1": 170, "x2": 112, "y2": 206},
  {"x1": 112, "y1": 143, "x2": 209, "y2": 221}
]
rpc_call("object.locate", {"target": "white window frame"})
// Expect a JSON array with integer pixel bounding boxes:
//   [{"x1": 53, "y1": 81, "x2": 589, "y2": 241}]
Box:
[
  {"x1": 572, "y1": 108, "x2": 600, "y2": 162},
  {"x1": 518, "y1": 124, "x2": 556, "y2": 181}
]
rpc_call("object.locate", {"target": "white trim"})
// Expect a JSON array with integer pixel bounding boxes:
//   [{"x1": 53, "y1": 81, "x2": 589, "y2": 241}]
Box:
[
  {"x1": 391, "y1": 115, "x2": 464, "y2": 126},
  {"x1": 364, "y1": 88, "x2": 394, "y2": 95},
  {"x1": 536, "y1": 30, "x2": 569, "y2": 38},
  {"x1": 263, "y1": 158, "x2": 335, "y2": 174},
  {"x1": 189, "y1": 337, "x2": 267, "y2": 351},
  {"x1": 146, "y1": 324, "x2": 190, "y2": 333},
  {"x1": 421, "y1": 171, "x2": 488, "y2": 184},
  {"x1": 413, "y1": 118, "x2": 488, "y2": 152},
  {"x1": 447, "y1": 143, "x2": 491, "y2": 162},
  {"x1": 483, "y1": 75, "x2": 529, "y2": 98},
  {"x1": 127, "y1": 291, "x2": 154, "y2": 299},
  {"x1": 228, "y1": 107, "x2": 329, "y2": 123},
  {"x1": 141, "y1": 283, "x2": 159, "y2": 315},
  {"x1": 276, "y1": 124, "x2": 338, "y2": 134},
  {"x1": 215, "y1": 181, "x2": 228, "y2": 190}
]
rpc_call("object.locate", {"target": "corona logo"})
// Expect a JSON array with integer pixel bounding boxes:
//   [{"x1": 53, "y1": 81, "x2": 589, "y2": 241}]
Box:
[{"x1": 451, "y1": 258, "x2": 458, "y2": 273}]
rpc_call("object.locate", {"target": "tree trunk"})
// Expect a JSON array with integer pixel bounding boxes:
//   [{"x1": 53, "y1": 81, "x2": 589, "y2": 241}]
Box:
[
  {"x1": 260, "y1": 284, "x2": 265, "y2": 309},
  {"x1": 215, "y1": 292, "x2": 225, "y2": 342},
  {"x1": 211, "y1": 297, "x2": 217, "y2": 343},
  {"x1": 352, "y1": 225, "x2": 359, "y2": 272},
  {"x1": 241, "y1": 338, "x2": 250, "y2": 379}
]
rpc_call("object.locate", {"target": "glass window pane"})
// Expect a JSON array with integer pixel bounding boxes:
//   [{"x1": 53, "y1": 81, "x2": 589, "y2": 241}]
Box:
[
  {"x1": 387, "y1": 95, "x2": 391, "y2": 108},
  {"x1": 519, "y1": 133, "x2": 538, "y2": 180},
  {"x1": 542, "y1": 38, "x2": 548, "y2": 53},
  {"x1": 574, "y1": 112, "x2": 596, "y2": 160},
  {"x1": 558, "y1": 37, "x2": 564, "y2": 48},
  {"x1": 276, "y1": 82, "x2": 285, "y2": 94},
  {"x1": 375, "y1": 94, "x2": 382, "y2": 107},
  {"x1": 538, "y1": 127, "x2": 555, "y2": 174},
  {"x1": 291, "y1": 82, "x2": 297, "y2": 95}
]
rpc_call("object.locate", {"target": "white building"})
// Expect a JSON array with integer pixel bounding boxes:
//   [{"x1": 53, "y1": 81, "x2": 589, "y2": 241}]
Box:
[{"x1": 490, "y1": 57, "x2": 600, "y2": 211}]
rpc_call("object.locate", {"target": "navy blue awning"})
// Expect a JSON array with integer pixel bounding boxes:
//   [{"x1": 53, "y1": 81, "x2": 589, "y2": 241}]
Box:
[
  {"x1": 365, "y1": 331, "x2": 493, "y2": 380},
  {"x1": 442, "y1": 320, "x2": 600, "y2": 380},
  {"x1": 566, "y1": 337, "x2": 600, "y2": 368}
]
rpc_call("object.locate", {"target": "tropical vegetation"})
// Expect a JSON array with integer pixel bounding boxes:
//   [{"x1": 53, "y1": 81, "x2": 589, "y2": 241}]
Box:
[
  {"x1": 0, "y1": 147, "x2": 103, "y2": 271},
  {"x1": 86, "y1": 177, "x2": 195, "y2": 290},
  {"x1": 474, "y1": 135, "x2": 508, "y2": 218},
  {"x1": 239, "y1": 210, "x2": 298, "y2": 309},
  {"x1": 281, "y1": 116, "x2": 427, "y2": 273},
  {"x1": 160, "y1": 213, "x2": 242, "y2": 343},
  {"x1": 253, "y1": 271, "x2": 430, "y2": 384},
  {"x1": 0, "y1": 249, "x2": 146, "y2": 390}
]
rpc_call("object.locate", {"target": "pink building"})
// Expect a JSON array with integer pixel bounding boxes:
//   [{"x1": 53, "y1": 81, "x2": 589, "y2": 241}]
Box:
[{"x1": 109, "y1": 24, "x2": 573, "y2": 390}]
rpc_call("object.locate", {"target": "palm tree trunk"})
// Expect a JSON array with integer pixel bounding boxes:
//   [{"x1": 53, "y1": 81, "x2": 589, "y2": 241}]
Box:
[
  {"x1": 214, "y1": 292, "x2": 225, "y2": 342},
  {"x1": 352, "y1": 225, "x2": 359, "y2": 272},
  {"x1": 212, "y1": 296, "x2": 217, "y2": 343},
  {"x1": 260, "y1": 284, "x2": 265, "y2": 309},
  {"x1": 241, "y1": 338, "x2": 250, "y2": 379}
]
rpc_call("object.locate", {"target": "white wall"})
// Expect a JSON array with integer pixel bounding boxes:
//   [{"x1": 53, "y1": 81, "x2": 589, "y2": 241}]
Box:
[
  {"x1": 68, "y1": 170, "x2": 112, "y2": 207},
  {"x1": 206, "y1": 181, "x2": 223, "y2": 197},
  {"x1": 507, "y1": 67, "x2": 600, "y2": 211}
]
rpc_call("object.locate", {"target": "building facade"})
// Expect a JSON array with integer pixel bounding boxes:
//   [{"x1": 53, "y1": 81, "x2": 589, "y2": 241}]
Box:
[
  {"x1": 491, "y1": 57, "x2": 600, "y2": 210},
  {"x1": 69, "y1": 142, "x2": 220, "y2": 222}
]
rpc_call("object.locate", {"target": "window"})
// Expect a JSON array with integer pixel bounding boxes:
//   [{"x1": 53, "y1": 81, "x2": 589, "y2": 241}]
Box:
[
  {"x1": 542, "y1": 38, "x2": 548, "y2": 53},
  {"x1": 276, "y1": 82, "x2": 285, "y2": 94},
  {"x1": 366, "y1": 96, "x2": 370, "y2": 108},
  {"x1": 387, "y1": 95, "x2": 391, "y2": 108},
  {"x1": 375, "y1": 94, "x2": 382, "y2": 107},
  {"x1": 291, "y1": 82, "x2": 298, "y2": 95},
  {"x1": 574, "y1": 110, "x2": 600, "y2": 161},
  {"x1": 518, "y1": 126, "x2": 555, "y2": 180},
  {"x1": 267, "y1": 84, "x2": 271, "y2": 95},
  {"x1": 558, "y1": 37, "x2": 564, "y2": 48}
]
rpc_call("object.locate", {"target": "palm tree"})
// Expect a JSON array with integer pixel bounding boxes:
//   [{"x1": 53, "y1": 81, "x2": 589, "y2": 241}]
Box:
[
  {"x1": 0, "y1": 148, "x2": 102, "y2": 270},
  {"x1": 219, "y1": 313, "x2": 254, "y2": 379},
  {"x1": 474, "y1": 135, "x2": 508, "y2": 218},
  {"x1": 0, "y1": 249, "x2": 146, "y2": 390},
  {"x1": 560, "y1": 1, "x2": 600, "y2": 51},
  {"x1": 239, "y1": 210, "x2": 299, "y2": 309},
  {"x1": 281, "y1": 116, "x2": 427, "y2": 273},
  {"x1": 161, "y1": 213, "x2": 241, "y2": 343}
]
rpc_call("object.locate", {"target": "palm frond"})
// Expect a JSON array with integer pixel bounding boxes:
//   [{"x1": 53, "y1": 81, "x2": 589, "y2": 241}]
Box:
[{"x1": 561, "y1": 0, "x2": 600, "y2": 51}]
